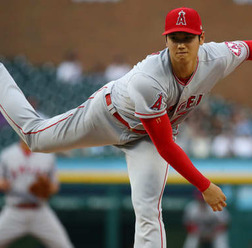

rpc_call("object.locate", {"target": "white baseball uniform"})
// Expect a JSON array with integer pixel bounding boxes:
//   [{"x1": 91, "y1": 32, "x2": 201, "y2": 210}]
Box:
[
  {"x1": 0, "y1": 143, "x2": 74, "y2": 248},
  {"x1": 0, "y1": 40, "x2": 250, "y2": 248},
  {"x1": 183, "y1": 200, "x2": 230, "y2": 248}
]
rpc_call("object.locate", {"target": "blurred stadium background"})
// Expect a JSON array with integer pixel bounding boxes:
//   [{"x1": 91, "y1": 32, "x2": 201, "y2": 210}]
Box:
[{"x1": 0, "y1": 0, "x2": 252, "y2": 247}]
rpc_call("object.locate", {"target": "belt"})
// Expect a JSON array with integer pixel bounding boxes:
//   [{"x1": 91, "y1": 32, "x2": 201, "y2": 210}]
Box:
[
  {"x1": 105, "y1": 94, "x2": 147, "y2": 134},
  {"x1": 15, "y1": 203, "x2": 41, "y2": 209}
]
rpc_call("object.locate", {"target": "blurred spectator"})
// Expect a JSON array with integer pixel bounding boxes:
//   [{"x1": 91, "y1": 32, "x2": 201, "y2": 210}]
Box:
[
  {"x1": 190, "y1": 131, "x2": 211, "y2": 159},
  {"x1": 232, "y1": 109, "x2": 252, "y2": 136},
  {"x1": 90, "y1": 62, "x2": 105, "y2": 78},
  {"x1": 88, "y1": 62, "x2": 107, "y2": 85},
  {"x1": 211, "y1": 132, "x2": 233, "y2": 158},
  {"x1": 231, "y1": 135, "x2": 252, "y2": 158},
  {"x1": 104, "y1": 54, "x2": 131, "y2": 81},
  {"x1": 57, "y1": 50, "x2": 83, "y2": 84},
  {"x1": 183, "y1": 191, "x2": 230, "y2": 248}
]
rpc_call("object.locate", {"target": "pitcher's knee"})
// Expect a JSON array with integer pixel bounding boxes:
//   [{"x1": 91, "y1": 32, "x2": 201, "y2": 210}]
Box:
[{"x1": 135, "y1": 204, "x2": 160, "y2": 230}]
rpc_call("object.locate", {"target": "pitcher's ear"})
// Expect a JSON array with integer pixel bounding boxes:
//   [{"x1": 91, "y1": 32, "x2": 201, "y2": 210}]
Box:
[{"x1": 199, "y1": 31, "x2": 205, "y2": 45}]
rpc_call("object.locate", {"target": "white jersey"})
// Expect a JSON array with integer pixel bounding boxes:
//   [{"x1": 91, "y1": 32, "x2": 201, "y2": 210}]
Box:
[
  {"x1": 0, "y1": 143, "x2": 56, "y2": 206},
  {"x1": 183, "y1": 200, "x2": 230, "y2": 236},
  {"x1": 111, "y1": 41, "x2": 249, "y2": 135},
  {"x1": 183, "y1": 200, "x2": 230, "y2": 248}
]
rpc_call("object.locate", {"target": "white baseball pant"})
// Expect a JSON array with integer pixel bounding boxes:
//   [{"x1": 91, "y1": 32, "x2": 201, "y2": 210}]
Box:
[{"x1": 0, "y1": 205, "x2": 73, "y2": 248}]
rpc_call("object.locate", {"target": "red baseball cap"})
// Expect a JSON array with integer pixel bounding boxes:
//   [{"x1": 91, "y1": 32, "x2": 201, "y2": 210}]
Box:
[{"x1": 162, "y1": 7, "x2": 202, "y2": 35}]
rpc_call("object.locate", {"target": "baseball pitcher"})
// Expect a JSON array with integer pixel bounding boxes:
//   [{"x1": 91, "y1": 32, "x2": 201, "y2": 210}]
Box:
[{"x1": 0, "y1": 7, "x2": 251, "y2": 248}]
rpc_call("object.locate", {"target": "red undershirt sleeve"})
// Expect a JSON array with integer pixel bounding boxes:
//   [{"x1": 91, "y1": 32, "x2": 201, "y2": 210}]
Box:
[
  {"x1": 244, "y1": 40, "x2": 252, "y2": 60},
  {"x1": 140, "y1": 114, "x2": 211, "y2": 192}
]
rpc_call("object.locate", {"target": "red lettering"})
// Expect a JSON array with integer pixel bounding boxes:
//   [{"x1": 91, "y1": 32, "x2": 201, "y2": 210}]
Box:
[
  {"x1": 196, "y1": 94, "x2": 203, "y2": 105},
  {"x1": 175, "y1": 94, "x2": 204, "y2": 114},
  {"x1": 177, "y1": 101, "x2": 186, "y2": 112},
  {"x1": 186, "y1": 96, "x2": 196, "y2": 108}
]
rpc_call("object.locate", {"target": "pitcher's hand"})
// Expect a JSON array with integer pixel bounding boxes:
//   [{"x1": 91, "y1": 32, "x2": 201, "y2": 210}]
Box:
[{"x1": 202, "y1": 183, "x2": 227, "y2": 211}]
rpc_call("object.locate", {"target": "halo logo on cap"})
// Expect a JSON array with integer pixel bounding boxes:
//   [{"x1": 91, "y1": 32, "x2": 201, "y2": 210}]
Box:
[
  {"x1": 176, "y1": 10, "x2": 186, "y2": 26},
  {"x1": 162, "y1": 7, "x2": 202, "y2": 36}
]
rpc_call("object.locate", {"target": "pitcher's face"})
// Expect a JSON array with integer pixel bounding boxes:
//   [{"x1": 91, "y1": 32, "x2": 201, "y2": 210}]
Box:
[{"x1": 166, "y1": 32, "x2": 205, "y2": 64}]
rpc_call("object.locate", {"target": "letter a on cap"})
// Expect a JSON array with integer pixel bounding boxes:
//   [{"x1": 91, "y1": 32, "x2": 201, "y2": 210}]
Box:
[{"x1": 176, "y1": 10, "x2": 186, "y2": 25}]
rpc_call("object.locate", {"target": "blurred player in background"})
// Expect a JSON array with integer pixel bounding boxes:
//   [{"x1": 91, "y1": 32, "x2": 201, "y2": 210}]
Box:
[
  {"x1": 56, "y1": 50, "x2": 83, "y2": 85},
  {"x1": 183, "y1": 191, "x2": 230, "y2": 248},
  {"x1": 0, "y1": 139, "x2": 74, "y2": 248},
  {"x1": 0, "y1": 6, "x2": 251, "y2": 248},
  {"x1": 104, "y1": 54, "x2": 131, "y2": 81}
]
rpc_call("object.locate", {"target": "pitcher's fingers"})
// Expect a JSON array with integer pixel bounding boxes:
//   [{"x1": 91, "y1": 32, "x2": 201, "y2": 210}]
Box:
[
  {"x1": 221, "y1": 201, "x2": 227, "y2": 207},
  {"x1": 216, "y1": 204, "x2": 223, "y2": 211},
  {"x1": 212, "y1": 206, "x2": 217, "y2": 212}
]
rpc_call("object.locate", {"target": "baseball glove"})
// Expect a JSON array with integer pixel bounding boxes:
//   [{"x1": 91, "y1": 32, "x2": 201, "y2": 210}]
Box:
[{"x1": 29, "y1": 175, "x2": 51, "y2": 199}]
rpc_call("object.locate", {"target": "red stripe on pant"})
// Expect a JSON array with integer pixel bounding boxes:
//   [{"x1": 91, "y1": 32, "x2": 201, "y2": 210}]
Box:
[{"x1": 157, "y1": 164, "x2": 169, "y2": 248}]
